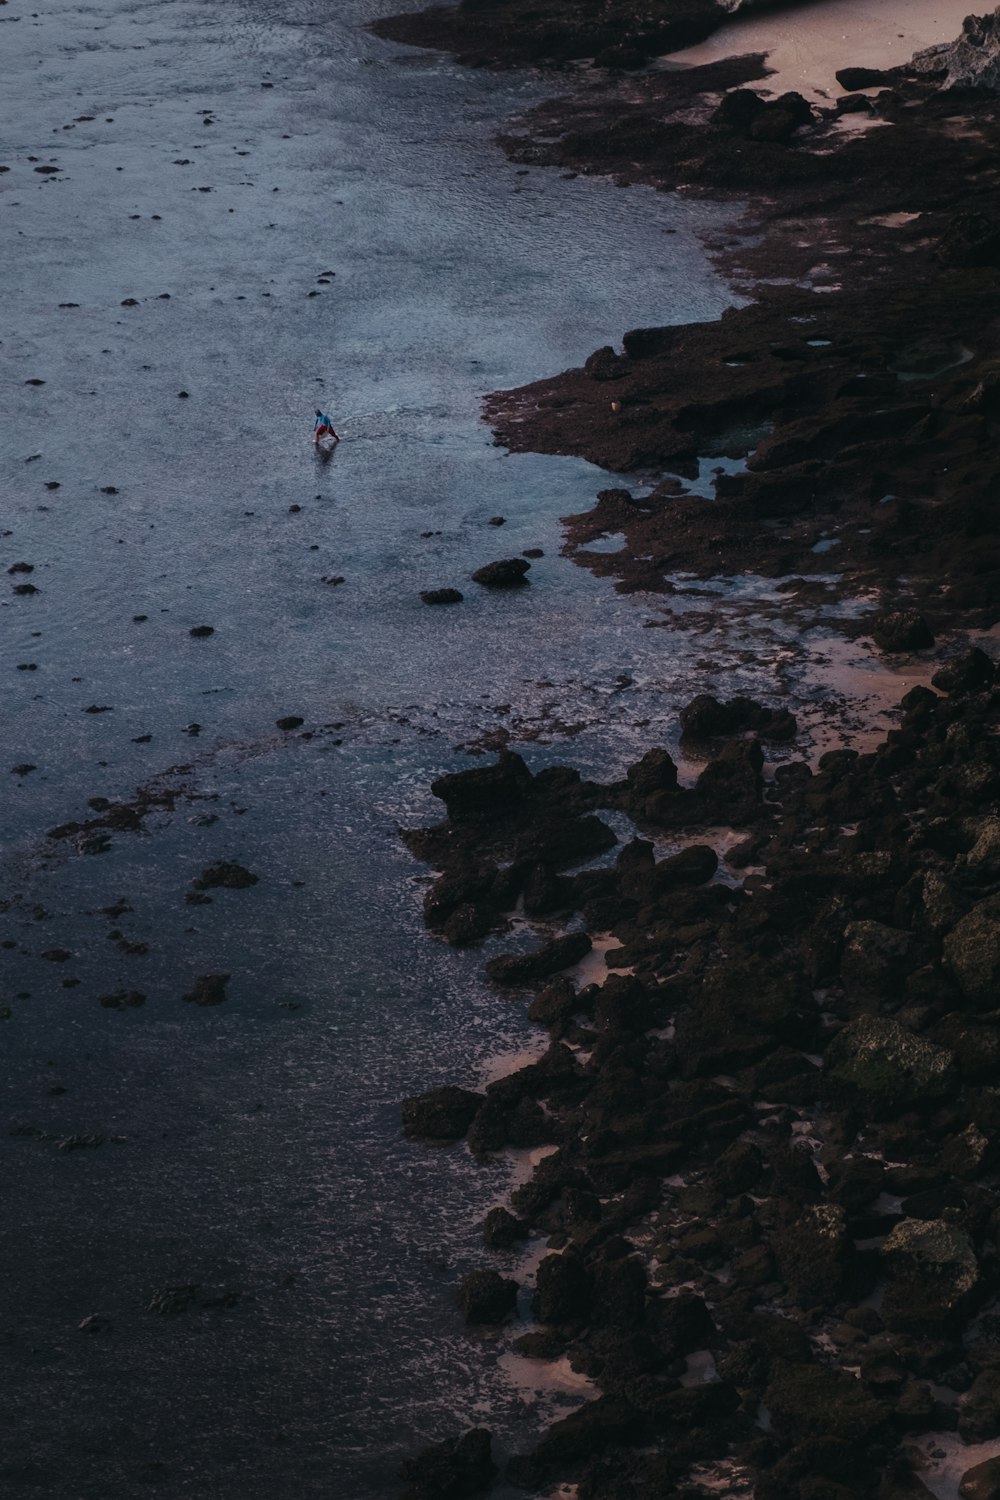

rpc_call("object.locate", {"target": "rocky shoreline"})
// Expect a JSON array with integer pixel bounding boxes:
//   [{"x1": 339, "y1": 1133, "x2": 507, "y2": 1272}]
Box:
[{"x1": 377, "y1": 2, "x2": 1000, "y2": 1497}]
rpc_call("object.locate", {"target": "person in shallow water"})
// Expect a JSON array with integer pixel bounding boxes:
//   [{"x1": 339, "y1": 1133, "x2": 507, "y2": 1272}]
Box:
[{"x1": 313, "y1": 409, "x2": 339, "y2": 444}]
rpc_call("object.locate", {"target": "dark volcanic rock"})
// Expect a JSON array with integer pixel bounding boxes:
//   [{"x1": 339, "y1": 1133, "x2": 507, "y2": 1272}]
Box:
[
  {"x1": 836, "y1": 65, "x2": 895, "y2": 90},
  {"x1": 400, "y1": 1427, "x2": 497, "y2": 1500},
  {"x1": 431, "y1": 751, "x2": 532, "y2": 822},
  {"x1": 535, "y1": 1251, "x2": 592, "y2": 1325},
  {"x1": 456, "y1": 1270, "x2": 518, "y2": 1325},
  {"x1": 680, "y1": 692, "x2": 796, "y2": 741},
  {"x1": 471, "y1": 558, "x2": 530, "y2": 588},
  {"x1": 402, "y1": 1085, "x2": 484, "y2": 1140},
  {"x1": 483, "y1": 1206, "x2": 529, "y2": 1250},
  {"x1": 485, "y1": 930, "x2": 591, "y2": 986}
]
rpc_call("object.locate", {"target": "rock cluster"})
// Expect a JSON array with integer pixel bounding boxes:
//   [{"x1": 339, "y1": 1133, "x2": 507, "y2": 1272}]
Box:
[{"x1": 401, "y1": 658, "x2": 1000, "y2": 1497}]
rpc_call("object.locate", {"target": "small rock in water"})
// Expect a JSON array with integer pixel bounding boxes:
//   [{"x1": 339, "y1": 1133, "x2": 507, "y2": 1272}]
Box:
[
  {"x1": 488, "y1": 515, "x2": 505, "y2": 526},
  {"x1": 99, "y1": 990, "x2": 145, "y2": 1009},
  {"x1": 189, "y1": 625, "x2": 214, "y2": 637},
  {"x1": 471, "y1": 558, "x2": 531, "y2": 588},
  {"x1": 182, "y1": 974, "x2": 230, "y2": 1006},
  {"x1": 192, "y1": 861, "x2": 258, "y2": 890},
  {"x1": 276, "y1": 716, "x2": 304, "y2": 731},
  {"x1": 420, "y1": 588, "x2": 463, "y2": 605}
]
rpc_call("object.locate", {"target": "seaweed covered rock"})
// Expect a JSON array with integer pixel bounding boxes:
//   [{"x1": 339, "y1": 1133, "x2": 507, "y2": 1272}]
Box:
[
  {"x1": 769, "y1": 1203, "x2": 851, "y2": 1306},
  {"x1": 823, "y1": 1016, "x2": 957, "y2": 1113},
  {"x1": 839, "y1": 920, "x2": 913, "y2": 990},
  {"x1": 871, "y1": 610, "x2": 934, "y2": 653},
  {"x1": 943, "y1": 896, "x2": 1000, "y2": 1006},
  {"x1": 764, "y1": 1359, "x2": 890, "y2": 1441},
  {"x1": 932, "y1": 649, "x2": 996, "y2": 694},
  {"x1": 880, "y1": 1219, "x2": 980, "y2": 1334}
]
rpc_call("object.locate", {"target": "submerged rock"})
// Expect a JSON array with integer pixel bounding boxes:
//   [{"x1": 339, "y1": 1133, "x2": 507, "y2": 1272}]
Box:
[
  {"x1": 182, "y1": 974, "x2": 229, "y2": 1006},
  {"x1": 421, "y1": 587, "x2": 464, "y2": 604}
]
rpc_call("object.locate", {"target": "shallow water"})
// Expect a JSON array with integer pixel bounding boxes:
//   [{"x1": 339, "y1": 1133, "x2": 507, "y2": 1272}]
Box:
[{"x1": 0, "y1": 0, "x2": 942, "y2": 1495}]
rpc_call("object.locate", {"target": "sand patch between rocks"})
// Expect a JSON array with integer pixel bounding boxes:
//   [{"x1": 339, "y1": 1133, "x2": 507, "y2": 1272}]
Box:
[{"x1": 665, "y1": 0, "x2": 976, "y2": 102}]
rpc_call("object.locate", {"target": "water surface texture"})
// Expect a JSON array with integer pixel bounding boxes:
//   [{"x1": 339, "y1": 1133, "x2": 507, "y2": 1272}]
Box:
[{"x1": 0, "y1": 0, "x2": 915, "y2": 1495}]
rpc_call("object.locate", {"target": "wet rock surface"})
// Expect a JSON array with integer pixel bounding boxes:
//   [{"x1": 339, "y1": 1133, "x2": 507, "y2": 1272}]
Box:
[{"x1": 401, "y1": 662, "x2": 1000, "y2": 1495}]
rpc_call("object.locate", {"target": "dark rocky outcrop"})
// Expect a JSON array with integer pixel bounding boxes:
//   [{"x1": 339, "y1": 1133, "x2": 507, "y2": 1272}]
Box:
[
  {"x1": 401, "y1": 1085, "x2": 484, "y2": 1140},
  {"x1": 400, "y1": 1427, "x2": 497, "y2": 1499},
  {"x1": 456, "y1": 1270, "x2": 518, "y2": 1325}
]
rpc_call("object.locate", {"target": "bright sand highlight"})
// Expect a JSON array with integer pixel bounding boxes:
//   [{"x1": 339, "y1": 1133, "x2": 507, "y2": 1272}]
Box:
[{"x1": 666, "y1": 0, "x2": 978, "y2": 101}]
